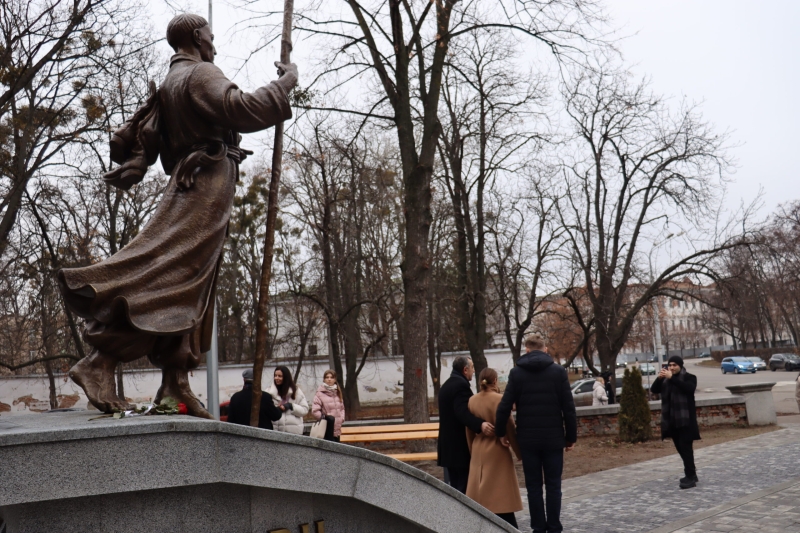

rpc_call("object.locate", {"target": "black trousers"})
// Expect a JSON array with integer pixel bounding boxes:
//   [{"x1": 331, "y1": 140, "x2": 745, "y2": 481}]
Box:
[
  {"x1": 671, "y1": 427, "x2": 696, "y2": 478},
  {"x1": 496, "y1": 512, "x2": 518, "y2": 528},
  {"x1": 521, "y1": 448, "x2": 564, "y2": 533},
  {"x1": 443, "y1": 466, "x2": 469, "y2": 494}
]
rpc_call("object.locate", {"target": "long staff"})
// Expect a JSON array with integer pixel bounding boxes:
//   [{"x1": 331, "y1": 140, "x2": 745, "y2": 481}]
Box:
[{"x1": 251, "y1": 0, "x2": 294, "y2": 427}]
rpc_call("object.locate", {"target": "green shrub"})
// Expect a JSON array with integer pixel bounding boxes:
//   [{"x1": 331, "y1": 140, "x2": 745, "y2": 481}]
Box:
[{"x1": 618, "y1": 367, "x2": 653, "y2": 443}]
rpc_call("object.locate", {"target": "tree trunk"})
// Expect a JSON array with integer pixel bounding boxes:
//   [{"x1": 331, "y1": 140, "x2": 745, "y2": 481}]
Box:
[
  {"x1": 44, "y1": 359, "x2": 58, "y2": 410},
  {"x1": 427, "y1": 295, "x2": 441, "y2": 406},
  {"x1": 401, "y1": 164, "x2": 432, "y2": 424},
  {"x1": 116, "y1": 364, "x2": 125, "y2": 402},
  {"x1": 342, "y1": 310, "x2": 362, "y2": 419}
]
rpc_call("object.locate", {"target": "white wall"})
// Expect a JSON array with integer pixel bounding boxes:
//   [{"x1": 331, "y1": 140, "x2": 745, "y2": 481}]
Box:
[{"x1": 0, "y1": 349, "x2": 518, "y2": 416}]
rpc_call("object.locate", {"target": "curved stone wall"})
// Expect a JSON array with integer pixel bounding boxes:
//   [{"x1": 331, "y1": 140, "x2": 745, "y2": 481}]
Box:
[{"x1": 0, "y1": 411, "x2": 515, "y2": 533}]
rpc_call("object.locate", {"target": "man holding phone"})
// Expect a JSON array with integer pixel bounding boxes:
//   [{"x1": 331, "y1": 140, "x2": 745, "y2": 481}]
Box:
[{"x1": 651, "y1": 355, "x2": 700, "y2": 489}]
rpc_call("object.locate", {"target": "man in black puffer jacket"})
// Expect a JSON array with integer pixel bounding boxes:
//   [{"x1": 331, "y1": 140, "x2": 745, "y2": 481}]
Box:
[{"x1": 496, "y1": 335, "x2": 577, "y2": 533}]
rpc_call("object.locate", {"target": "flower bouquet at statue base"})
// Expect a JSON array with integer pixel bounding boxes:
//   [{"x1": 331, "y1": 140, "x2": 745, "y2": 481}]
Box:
[{"x1": 90, "y1": 396, "x2": 188, "y2": 420}]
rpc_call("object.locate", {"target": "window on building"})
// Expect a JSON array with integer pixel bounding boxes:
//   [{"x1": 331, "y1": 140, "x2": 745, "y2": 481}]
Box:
[
  {"x1": 672, "y1": 320, "x2": 676, "y2": 330},
  {"x1": 309, "y1": 344, "x2": 318, "y2": 356}
]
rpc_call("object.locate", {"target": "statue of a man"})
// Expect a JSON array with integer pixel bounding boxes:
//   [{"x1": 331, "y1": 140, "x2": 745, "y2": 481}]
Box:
[{"x1": 57, "y1": 14, "x2": 298, "y2": 418}]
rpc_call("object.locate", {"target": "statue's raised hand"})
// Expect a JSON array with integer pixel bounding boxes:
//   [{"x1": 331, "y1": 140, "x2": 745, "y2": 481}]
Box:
[{"x1": 275, "y1": 61, "x2": 298, "y2": 92}]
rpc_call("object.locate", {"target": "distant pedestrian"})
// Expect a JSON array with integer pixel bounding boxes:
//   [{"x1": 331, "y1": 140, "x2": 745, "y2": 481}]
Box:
[
  {"x1": 496, "y1": 334, "x2": 577, "y2": 533},
  {"x1": 268, "y1": 366, "x2": 309, "y2": 435},
  {"x1": 466, "y1": 368, "x2": 523, "y2": 528},
  {"x1": 651, "y1": 355, "x2": 700, "y2": 489},
  {"x1": 592, "y1": 377, "x2": 608, "y2": 406},
  {"x1": 311, "y1": 369, "x2": 345, "y2": 442},
  {"x1": 227, "y1": 368, "x2": 283, "y2": 429},
  {"x1": 603, "y1": 371, "x2": 616, "y2": 404},
  {"x1": 437, "y1": 356, "x2": 495, "y2": 494}
]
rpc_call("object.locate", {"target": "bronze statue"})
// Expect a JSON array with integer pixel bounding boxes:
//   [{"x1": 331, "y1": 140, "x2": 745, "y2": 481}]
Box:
[{"x1": 57, "y1": 14, "x2": 298, "y2": 418}]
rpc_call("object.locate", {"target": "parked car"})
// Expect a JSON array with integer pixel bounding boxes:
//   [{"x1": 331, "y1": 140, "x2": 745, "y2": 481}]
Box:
[
  {"x1": 698, "y1": 351, "x2": 711, "y2": 358},
  {"x1": 638, "y1": 363, "x2": 657, "y2": 375},
  {"x1": 746, "y1": 356, "x2": 767, "y2": 371},
  {"x1": 570, "y1": 378, "x2": 622, "y2": 407},
  {"x1": 768, "y1": 353, "x2": 800, "y2": 371},
  {"x1": 785, "y1": 354, "x2": 800, "y2": 371},
  {"x1": 721, "y1": 356, "x2": 756, "y2": 374}
]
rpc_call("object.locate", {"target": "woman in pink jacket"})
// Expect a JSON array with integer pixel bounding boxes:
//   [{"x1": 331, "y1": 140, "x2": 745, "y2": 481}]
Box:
[{"x1": 312, "y1": 369, "x2": 346, "y2": 441}]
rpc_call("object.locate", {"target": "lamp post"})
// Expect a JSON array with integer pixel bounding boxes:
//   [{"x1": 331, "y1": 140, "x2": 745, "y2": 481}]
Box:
[
  {"x1": 204, "y1": 1, "x2": 220, "y2": 421},
  {"x1": 649, "y1": 232, "x2": 684, "y2": 373}
]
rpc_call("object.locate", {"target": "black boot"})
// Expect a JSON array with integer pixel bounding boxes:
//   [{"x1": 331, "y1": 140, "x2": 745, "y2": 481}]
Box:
[{"x1": 679, "y1": 476, "x2": 696, "y2": 489}]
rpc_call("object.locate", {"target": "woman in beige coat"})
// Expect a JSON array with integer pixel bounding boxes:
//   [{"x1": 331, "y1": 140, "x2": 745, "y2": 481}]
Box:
[{"x1": 466, "y1": 368, "x2": 523, "y2": 527}]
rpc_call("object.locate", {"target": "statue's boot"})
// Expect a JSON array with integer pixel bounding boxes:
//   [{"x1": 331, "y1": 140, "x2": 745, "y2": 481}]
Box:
[
  {"x1": 69, "y1": 349, "x2": 133, "y2": 413},
  {"x1": 154, "y1": 368, "x2": 213, "y2": 419}
]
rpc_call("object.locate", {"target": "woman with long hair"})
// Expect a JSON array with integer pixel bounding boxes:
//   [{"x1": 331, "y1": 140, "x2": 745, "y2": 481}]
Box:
[
  {"x1": 466, "y1": 368, "x2": 523, "y2": 527},
  {"x1": 312, "y1": 369, "x2": 345, "y2": 442},
  {"x1": 267, "y1": 365, "x2": 309, "y2": 435}
]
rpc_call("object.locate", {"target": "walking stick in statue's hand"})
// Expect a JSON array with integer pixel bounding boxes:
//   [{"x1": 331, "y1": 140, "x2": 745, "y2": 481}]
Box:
[{"x1": 250, "y1": 0, "x2": 295, "y2": 428}]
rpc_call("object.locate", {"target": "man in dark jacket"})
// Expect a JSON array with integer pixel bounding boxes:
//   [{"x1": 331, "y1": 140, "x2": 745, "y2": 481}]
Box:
[
  {"x1": 602, "y1": 371, "x2": 616, "y2": 404},
  {"x1": 437, "y1": 356, "x2": 494, "y2": 494},
  {"x1": 227, "y1": 369, "x2": 283, "y2": 429},
  {"x1": 496, "y1": 335, "x2": 576, "y2": 533},
  {"x1": 651, "y1": 355, "x2": 700, "y2": 489}
]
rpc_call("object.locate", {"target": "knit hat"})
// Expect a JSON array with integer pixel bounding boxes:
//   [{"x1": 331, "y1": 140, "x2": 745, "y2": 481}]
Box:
[
  {"x1": 668, "y1": 355, "x2": 684, "y2": 368},
  {"x1": 242, "y1": 368, "x2": 254, "y2": 381}
]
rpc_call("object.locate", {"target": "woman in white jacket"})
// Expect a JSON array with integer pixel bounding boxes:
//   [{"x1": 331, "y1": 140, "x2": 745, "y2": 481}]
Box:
[
  {"x1": 268, "y1": 366, "x2": 309, "y2": 434},
  {"x1": 592, "y1": 377, "x2": 609, "y2": 406}
]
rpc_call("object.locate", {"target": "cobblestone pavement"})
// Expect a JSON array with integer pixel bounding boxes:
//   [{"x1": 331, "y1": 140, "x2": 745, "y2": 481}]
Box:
[{"x1": 514, "y1": 425, "x2": 800, "y2": 533}]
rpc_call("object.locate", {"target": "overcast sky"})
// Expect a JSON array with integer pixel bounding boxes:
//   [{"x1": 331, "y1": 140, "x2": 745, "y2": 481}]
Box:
[
  {"x1": 156, "y1": 0, "x2": 799, "y2": 217},
  {"x1": 607, "y1": 0, "x2": 800, "y2": 216}
]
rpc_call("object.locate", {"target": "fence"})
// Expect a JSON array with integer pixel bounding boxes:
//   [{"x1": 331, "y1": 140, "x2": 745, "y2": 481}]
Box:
[{"x1": 711, "y1": 346, "x2": 798, "y2": 363}]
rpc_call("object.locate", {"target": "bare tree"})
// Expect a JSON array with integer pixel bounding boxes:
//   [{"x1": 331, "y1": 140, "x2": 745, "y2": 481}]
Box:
[
  {"x1": 491, "y1": 176, "x2": 565, "y2": 363},
  {"x1": 237, "y1": 0, "x2": 606, "y2": 421},
  {"x1": 436, "y1": 28, "x2": 546, "y2": 381},
  {"x1": 557, "y1": 65, "x2": 745, "y2": 372},
  {"x1": 0, "y1": 0, "x2": 142, "y2": 253}
]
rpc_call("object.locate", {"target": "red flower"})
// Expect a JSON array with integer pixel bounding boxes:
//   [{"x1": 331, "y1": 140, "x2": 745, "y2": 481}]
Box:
[{"x1": 178, "y1": 403, "x2": 188, "y2": 415}]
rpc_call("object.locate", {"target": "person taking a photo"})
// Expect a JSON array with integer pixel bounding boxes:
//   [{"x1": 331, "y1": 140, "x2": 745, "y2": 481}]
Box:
[{"x1": 651, "y1": 355, "x2": 700, "y2": 489}]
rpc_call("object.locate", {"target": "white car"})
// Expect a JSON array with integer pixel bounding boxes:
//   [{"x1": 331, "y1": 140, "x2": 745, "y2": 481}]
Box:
[{"x1": 746, "y1": 356, "x2": 767, "y2": 371}]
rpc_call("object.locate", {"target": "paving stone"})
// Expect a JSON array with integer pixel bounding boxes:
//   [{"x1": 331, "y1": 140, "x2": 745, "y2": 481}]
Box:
[{"x1": 513, "y1": 426, "x2": 800, "y2": 533}]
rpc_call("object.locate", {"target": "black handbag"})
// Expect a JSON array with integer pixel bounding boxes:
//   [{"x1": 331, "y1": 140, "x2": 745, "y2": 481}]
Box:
[{"x1": 323, "y1": 415, "x2": 336, "y2": 441}]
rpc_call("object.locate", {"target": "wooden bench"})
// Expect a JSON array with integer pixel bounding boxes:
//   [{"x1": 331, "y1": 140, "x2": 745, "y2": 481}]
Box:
[{"x1": 340, "y1": 423, "x2": 439, "y2": 462}]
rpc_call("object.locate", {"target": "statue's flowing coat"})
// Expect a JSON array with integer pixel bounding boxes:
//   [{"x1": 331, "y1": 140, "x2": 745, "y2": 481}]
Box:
[{"x1": 59, "y1": 54, "x2": 291, "y2": 354}]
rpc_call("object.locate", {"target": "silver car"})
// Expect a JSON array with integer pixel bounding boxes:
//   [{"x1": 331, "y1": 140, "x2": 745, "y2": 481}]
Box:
[
  {"x1": 746, "y1": 356, "x2": 767, "y2": 371},
  {"x1": 571, "y1": 378, "x2": 622, "y2": 407}
]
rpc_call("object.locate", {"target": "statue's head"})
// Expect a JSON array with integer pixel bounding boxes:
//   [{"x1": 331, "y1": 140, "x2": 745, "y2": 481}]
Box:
[{"x1": 166, "y1": 14, "x2": 215, "y2": 63}]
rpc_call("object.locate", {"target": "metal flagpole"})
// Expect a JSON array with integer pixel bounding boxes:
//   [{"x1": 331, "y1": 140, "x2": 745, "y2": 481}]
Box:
[{"x1": 205, "y1": 0, "x2": 220, "y2": 421}]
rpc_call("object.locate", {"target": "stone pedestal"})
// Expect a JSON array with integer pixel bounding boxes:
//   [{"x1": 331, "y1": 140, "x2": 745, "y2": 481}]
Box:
[
  {"x1": 725, "y1": 382, "x2": 777, "y2": 426},
  {"x1": 0, "y1": 412, "x2": 514, "y2": 533}
]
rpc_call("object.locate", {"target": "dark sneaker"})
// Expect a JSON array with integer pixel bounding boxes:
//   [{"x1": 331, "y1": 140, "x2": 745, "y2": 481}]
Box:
[{"x1": 679, "y1": 477, "x2": 696, "y2": 489}]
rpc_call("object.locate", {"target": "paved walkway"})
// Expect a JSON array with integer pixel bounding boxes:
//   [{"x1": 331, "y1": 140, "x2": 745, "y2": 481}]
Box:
[{"x1": 515, "y1": 420, "x2": 800, "y2": 533}]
